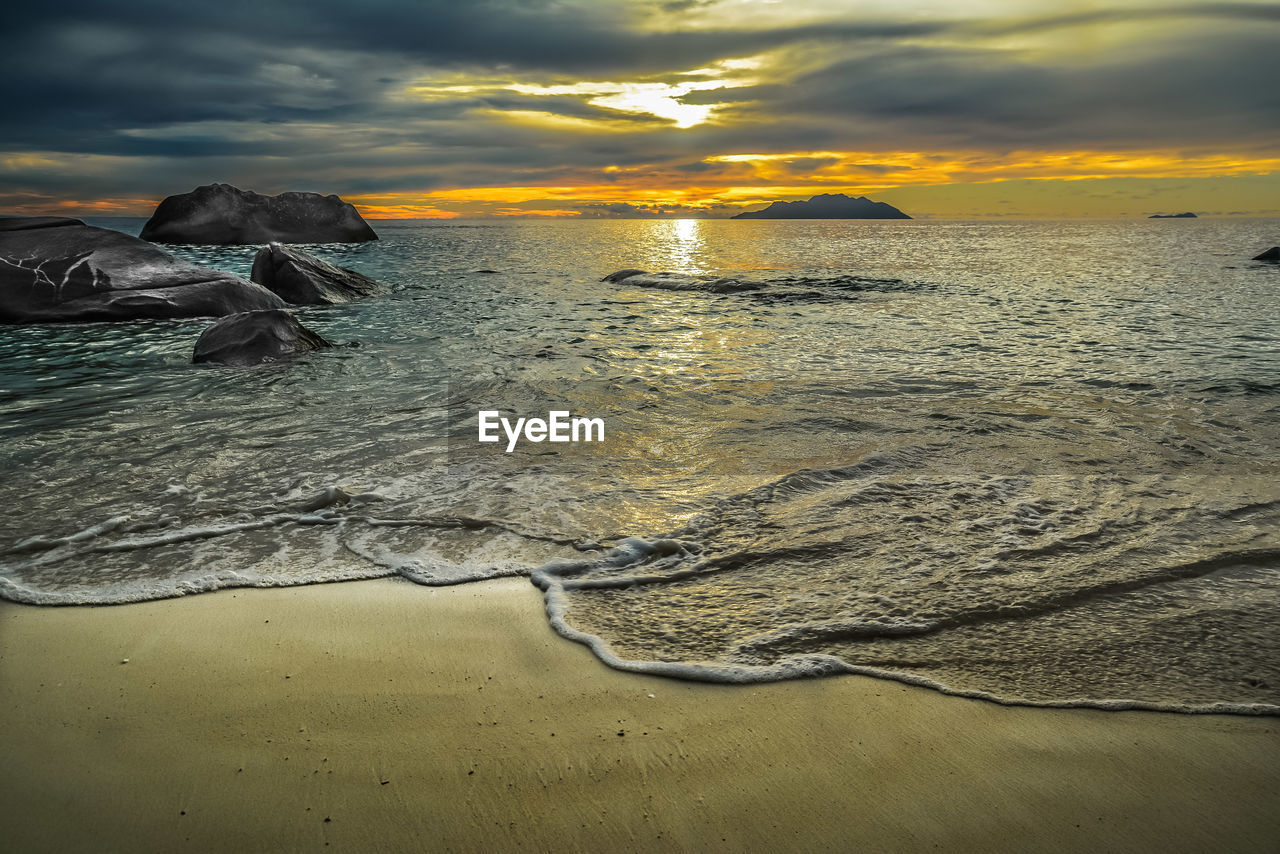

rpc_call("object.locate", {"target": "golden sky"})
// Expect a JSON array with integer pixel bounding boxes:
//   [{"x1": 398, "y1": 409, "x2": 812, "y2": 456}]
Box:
[{"x1": 2, "y1": 0, "x2": 1277, "y2": 218}]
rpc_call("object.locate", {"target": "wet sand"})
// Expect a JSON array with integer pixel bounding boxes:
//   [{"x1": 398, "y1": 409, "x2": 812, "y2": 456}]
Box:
[{"x1": 1, "y1": 577, "x2": 1277, "y2": 853}]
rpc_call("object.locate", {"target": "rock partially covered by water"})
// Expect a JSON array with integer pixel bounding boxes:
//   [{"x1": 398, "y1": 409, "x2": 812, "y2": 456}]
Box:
[
  {"x1": 141, "y1": 183, "x2": 378, "y2": 245},
  {"x1": 0, "y1": 216, "x2": 285, "y2": 323},
  {"x1": 1253, "y1": 247, "x2": 1280, "y2": 261},
  {"x1": 251, "y1": 242, "x2": 385, "y2": 304},
  {"x1": 601, "y1": 269, "x2": 649, "y2": 283},
  {"x1": 602, "y1": 269, "x2": 765, "y2": 293},
  {"x1": 193, "y1": 309, "x2": 330, "y2": 366}
]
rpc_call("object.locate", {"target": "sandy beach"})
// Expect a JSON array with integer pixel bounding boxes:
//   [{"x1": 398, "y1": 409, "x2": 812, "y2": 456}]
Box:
[{"x1": 1, "y1": 577, "x2": 1276, "y2": 853}]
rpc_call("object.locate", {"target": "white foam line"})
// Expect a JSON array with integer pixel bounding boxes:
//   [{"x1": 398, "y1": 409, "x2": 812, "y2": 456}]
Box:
[
  {"x1": 90, "y1": 514, "x2": 299, "y2": 551},
  {"x1": 8, "y1": 516, "x2": 131, "y2": 554},
  {"x1": 530, "y1": 553, "x2": 1280, "y2": 717},
  {"x1": 0, "y1": 565, "x2": 398, "y2": 606}
]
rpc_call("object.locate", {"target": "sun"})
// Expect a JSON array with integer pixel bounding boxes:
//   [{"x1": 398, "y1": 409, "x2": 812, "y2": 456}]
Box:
[{"x1": 590, "y1": 83, "x2": 716, "y2": 129}]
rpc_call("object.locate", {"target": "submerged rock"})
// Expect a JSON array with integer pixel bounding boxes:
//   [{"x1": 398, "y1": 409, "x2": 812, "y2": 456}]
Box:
[
  {"x1": 251, "y1": 242, "x2": 385, "y2": 304},
  {"x1": 0, "y1": 216, "x2": 284, "y2": 323},
  {"x1": 141, "y1": 183, "x2": 378, "y2": 245},
  {"x1": 602, "y1": 269, "x2": 765, "y2": 293},
  {"x1": 1252, "y1": 247, "x2": 1280, "y2": 261},
  {"x1": 601, "y1": 269, "x2": 648, "y2": 283},
  {"x1": 192, "y1": 309, "x2": 330, "y2": 366}
]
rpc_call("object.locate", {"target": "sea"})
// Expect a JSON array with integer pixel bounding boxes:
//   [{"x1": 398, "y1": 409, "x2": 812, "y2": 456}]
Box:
[{"x1": 2, "y1": 216, "x2": 1278, "y2": 715}]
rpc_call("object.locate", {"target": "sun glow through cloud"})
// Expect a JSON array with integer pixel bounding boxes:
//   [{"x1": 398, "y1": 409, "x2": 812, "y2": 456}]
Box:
[
  {"x1": 1, "y1": 1, "x2": 1275, "y2": 218},
  {"x1": 404, "y1": 56, "x2": 762, "y2": 128},
  {"x1": 589, "y1": 84, "x2": 716, "y2": 128}
]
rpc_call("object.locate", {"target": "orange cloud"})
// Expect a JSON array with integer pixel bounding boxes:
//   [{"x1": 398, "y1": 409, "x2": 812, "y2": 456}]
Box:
[
  {"x1": 4, "y1": 148, "x2": 1274, "y2": 219},
  {"x1": 341, "y1": 148, "x2": 1280, "y2": 217},
  {"x1": 491, "y1": 208, "x2": 583, "y2": 217},
  {"x1": 0, "y1": 193, "x2": 162, "y2": 216}
]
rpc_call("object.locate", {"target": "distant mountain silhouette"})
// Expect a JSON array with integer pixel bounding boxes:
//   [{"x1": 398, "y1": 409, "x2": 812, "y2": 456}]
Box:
[
  {"x1": 1148, "y1": 212, "x2": 1197, "y2": 218},
  {"x1": 732, "y1": 193, "x2": 911, "y2": 220}
]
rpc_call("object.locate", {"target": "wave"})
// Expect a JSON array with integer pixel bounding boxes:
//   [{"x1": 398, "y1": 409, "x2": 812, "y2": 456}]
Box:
[
  {"x1": 3, "y1": 453, "x2": 1277, "y2": 715},
  {"x1": 530, "y1": 453, "x2": 1280, "y2": 715},
  {"x1": 0, "y1": 483, "x2": 584, "y2": 605}
]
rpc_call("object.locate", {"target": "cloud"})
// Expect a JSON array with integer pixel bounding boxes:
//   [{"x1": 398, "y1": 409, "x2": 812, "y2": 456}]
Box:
[
  {"x1": 573, "y1": 200, "x2": 736, "y2": 217},
  {"x1": 680, "y1": 25, "x2": 1279, "y2": 151},
  {"x1": 0, "y1": 1, "x2": 1276, "y2": 215}
]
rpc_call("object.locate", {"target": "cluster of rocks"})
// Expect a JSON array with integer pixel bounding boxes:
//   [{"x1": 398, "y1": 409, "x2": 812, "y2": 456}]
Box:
[{"x1": 0, "y1": 185, "x2": 384, "y2": 365}]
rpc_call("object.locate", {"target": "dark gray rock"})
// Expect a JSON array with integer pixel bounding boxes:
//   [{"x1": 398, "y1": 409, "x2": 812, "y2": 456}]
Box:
[
  {"x1": 1148, "y1": 212, "x2": 1197, "y2": 218},
  {"x1": 601, "y1": 269, "x2": 649, "y2": 283},
  {"x1": 0, "y1": 216, "x2": 285, "y2": 324},
  {"x1": 141, "y1": 183, "x2": 377, "y2": 244},
  {"x1": 602, "y1": 269, "x2": 765, "y2": 293},
  {"x1": 731, "y1": 193, "x2": 910, "y2": 220},
  {"x1": 250, "y1": 242, "x2": 385, "y2": 304},
  {"x1": 1252, "y1": 247, "x2": 1280, "y2": 261},
  {"x1": 192, "y1": 309, "x2": 330, "y2": 366}
]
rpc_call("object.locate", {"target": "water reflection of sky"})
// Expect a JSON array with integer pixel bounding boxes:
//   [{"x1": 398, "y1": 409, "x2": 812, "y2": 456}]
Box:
[{"x1": 639, "y1": 218, "x2": 709, "y2": 273}]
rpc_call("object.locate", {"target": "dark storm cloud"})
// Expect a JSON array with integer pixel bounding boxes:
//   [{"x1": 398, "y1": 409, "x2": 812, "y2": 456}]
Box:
[
  {"x1": 974, "y1": 1, "x2": 1280, "y2": 34},
  {"x1": 1, "y1": 0, "x2": 943, "y2": 85},
  {"x1": 0, "y1": 0, "x2": 1277, "y2": 208},
  {"x1": 0, "y1": 0, "x2": 943, "y2": 163},
  {"x1": 685, "y1": 26, "x2": 1280, "y2": 150},
  {"x1": 1, "y1": 3, "x2": 1271, "y2": 145}
]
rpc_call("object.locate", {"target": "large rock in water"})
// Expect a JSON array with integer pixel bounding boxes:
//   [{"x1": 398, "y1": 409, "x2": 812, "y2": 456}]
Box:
[
  {"x1": 192, "y1": 310, "x2": 330, "y2": 366},
  {"x1": 0, "y1": 217, "x2": 285, "y2": 323},
  {"x1": 1253, "y1": 247, "x2": 1280, "y2": 261},
  {"x1": 140, "y1": 183, "x2": 378, "y2": 245},
  {"x1": 251, "y1": 242, "x2": 385, "y2": 304}
]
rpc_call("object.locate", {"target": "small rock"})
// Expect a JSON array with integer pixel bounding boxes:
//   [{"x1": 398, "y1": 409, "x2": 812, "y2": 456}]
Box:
[
  {"x1": 250, "y1": 243, "x2": 385, "y2": 305},
  {"x1": 193, "y1": 309, "x2": 330, "y2": 367}
]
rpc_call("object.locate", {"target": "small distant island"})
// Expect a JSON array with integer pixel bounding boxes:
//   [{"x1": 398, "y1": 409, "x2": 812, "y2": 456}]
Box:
[
  {"x1": 1148, "y1": 212, "x2": 1198, "y2": 218},
  {"x1": 732, "y1": 193, "x2": 911, "y2": 220}
]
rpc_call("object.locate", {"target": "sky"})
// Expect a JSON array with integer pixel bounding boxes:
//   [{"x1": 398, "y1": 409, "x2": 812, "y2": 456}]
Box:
[{"x1": 1, "y1": 0, "x2": 1277, "y2": 219}]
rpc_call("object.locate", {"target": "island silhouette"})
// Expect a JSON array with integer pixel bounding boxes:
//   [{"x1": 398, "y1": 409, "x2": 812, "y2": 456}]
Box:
[{"x1": 732, "y1": 193, "x2": 911, "y2": 219}]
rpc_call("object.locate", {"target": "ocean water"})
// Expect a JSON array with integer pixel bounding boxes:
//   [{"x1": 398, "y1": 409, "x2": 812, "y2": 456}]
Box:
[{"x1": 2, "y1": 217, "x2": 1278, "y2": 714}]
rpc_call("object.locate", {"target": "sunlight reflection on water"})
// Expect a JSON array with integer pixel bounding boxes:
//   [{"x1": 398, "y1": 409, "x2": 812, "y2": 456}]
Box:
[{"x1": 2, "y1": 217, "x2": 1278, "y2": 710}]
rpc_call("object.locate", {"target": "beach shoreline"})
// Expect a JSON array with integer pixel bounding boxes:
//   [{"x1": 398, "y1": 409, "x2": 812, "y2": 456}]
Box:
[{"x1": 2, "y1": 576, "x2": 1277, "y2": 853}]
